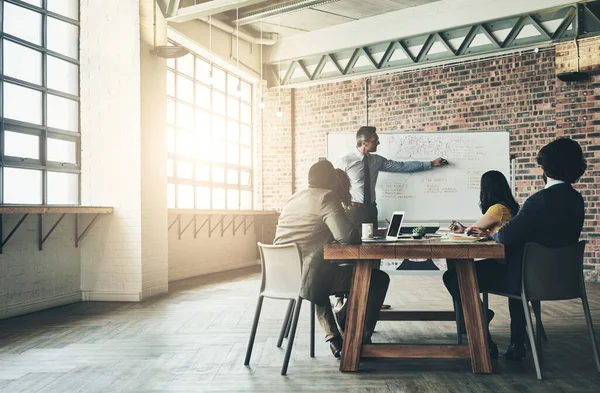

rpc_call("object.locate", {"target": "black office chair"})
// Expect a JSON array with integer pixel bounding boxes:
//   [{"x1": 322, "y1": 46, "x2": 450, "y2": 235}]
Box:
[{"x1": 482, "y1": 241, "x2": 600, "y2": 379}]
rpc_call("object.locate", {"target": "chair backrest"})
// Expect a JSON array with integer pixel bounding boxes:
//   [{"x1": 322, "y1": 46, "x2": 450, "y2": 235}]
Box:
[
  {"x1": 257, "y1": 242, "x2": 303, "y2": 300},
  {"x1": 522, "y1": 240, "x2": 587, "y2": 301}
]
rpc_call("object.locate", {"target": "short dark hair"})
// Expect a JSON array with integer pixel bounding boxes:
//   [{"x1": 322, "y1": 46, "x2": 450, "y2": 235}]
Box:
[
  {"x1": 356, "y1": 126, "x2": 377, "y2": 148},
  {"x1": 335, "y1": 169, "x2": 352, "y2": 206},
  {"x1": 536, "y1": 137, "x2": 587, "y2": 183},
  {"x1": 308, "y1": 160, "x2": 337, "y2": 190}
]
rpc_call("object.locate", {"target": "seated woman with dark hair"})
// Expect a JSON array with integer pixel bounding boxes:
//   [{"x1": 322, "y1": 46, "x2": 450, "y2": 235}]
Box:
[{"x1": 444, "y1": 170, "x2": 520, "y2": 359}]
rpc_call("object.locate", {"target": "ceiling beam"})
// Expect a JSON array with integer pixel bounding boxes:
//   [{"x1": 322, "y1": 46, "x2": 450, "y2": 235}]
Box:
[{"x1": 166, "y1": 0, "x2": 268, "y2": 23}]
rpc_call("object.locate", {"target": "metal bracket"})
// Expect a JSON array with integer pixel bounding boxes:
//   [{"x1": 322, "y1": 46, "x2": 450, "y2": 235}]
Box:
[
  {"x1": 38, "y1": 213, "x2": 66, "y2": 251},
  {"x1": 221, "y1": 215, "x2": 235, "y2": 236},
  {"x1": 0, "y1": 214, "x2": 29, "y2": 254},
  {"x1": 244, "y1": 216, "x2": 255, "y2": 235},
  {"x1": 195, "y1": 215, "x2": 211, "y2": 238},
  {"x1": 208, "y1": 215, "x2": 224, "y2": 237},
  {"x1": 75, "y1": 214, "x2": 101, "y2": 248},
  {"x1": 233, "y1": 215, "x2": 245, "y2": 235},
  {"x1": 179, "y1": 215, "x2": 196, "y2": 239}
]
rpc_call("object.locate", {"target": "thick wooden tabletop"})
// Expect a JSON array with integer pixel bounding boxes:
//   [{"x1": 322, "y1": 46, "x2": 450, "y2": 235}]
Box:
[{"x1": 324, "y1": 238, "x2": 504, "y2": 260}]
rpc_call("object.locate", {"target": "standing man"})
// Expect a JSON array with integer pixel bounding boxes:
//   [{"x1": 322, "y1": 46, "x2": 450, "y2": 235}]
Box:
[{"x1": 337, "y1": 126, "x2": 447, "y2": 230}]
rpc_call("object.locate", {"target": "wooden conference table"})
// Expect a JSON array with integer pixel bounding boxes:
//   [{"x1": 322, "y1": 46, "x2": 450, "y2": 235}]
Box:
[{"x1": 324, "y1": 238, "x2": 504, "y2": 373}]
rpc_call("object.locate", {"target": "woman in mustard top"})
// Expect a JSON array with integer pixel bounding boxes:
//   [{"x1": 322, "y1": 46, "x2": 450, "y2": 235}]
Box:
[
  {"x1": 449, "y1": 170, "x2": 519, "y2": 235},
  {"x1": 444, "y1": 170, "x2": 519, "y2": 359}
]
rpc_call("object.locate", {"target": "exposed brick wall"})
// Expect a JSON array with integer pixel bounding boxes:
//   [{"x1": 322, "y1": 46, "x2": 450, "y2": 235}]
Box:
[{"x1": 263, "y1": 43, "x2": 600, "y2": 281}]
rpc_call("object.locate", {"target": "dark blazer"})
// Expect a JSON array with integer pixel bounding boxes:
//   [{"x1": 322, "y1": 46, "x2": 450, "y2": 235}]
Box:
[{"x1": 492, "y1": 183, "x2": 584, "y2": 293}]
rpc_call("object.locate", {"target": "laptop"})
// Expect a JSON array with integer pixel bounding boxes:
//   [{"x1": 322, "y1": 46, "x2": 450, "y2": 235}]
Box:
[{"x1": 362, "y1": 211, "x2": 405, "y2": 243}]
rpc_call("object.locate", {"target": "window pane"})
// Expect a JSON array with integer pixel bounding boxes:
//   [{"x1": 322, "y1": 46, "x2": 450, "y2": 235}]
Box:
[
  {"x1": 227, "y1": 144, "x2": 239, "y2": 165},
  {"x1": 241, "y1": 81, "x2": 252, "y2": 103},
  {"x1": 195, "y1": 110, "x2": 210, "y2": 137},
  {"x1": 195, "y1": 164, "x2": 209, "y2": 181},
  {"x1": 21, "y1": 0, "x2": 43, "y2": 7},
  {"x1": 227, "y1": 189, "x2": 239, "y2": 210},
  {"x1": 241, "y1": 103, "x2": 252, "y2": 124},
  {"x1": 212, "y1": 166, "x2": 225, "y2": 183},
  {"x1": 195, "y1": 84, "x2": 210, "y2": 109},
  {"x1": 4, "y1": 131, "x2": 39, "y2": 159},
  {"x1": 227, "y1": 120, "x2": 239, "y2": 142},
  {"x1": 227, "y1": 97, "x2": 239, "y2": 120},
  {"x1": 177, "y1": 184, "x2": 194, "y2": 208},
  {"x1": 3, "y1": 3, "x2": 42, "y2": 46},
  {"x1": 241, "y1": 125, "x2": 251, "y2": 146},
  {"x1": 228, "y1": 74, "x2": 239, "y2": 95},
  {"x1": 212, "y1": 188, "x2": 226, "y2": 209},
  {"x1": 167, "y1": 159, "x2": 174, "y2": 177},
  {"x1": 196, "y1": 186, "x2": 210, "y2": 209},
  {"x1": 177, "y1": 54, "x2": 194, "y2": 77},
  {"x1": 47, "y1": 17, "x2": 79, "y2": 59},
  {"x1": 3, "y1": 82, "x2": 43, "y2": 125},
  {"x1": 48, "y1": 94, "x2": 78, "y2": 131},
  {"x1": 213, "y1": 91, "x2": 226, "y2": 115},
  {"x1": 241, "y1": 190, "x2": 252, "y2": 210},
  {"x1": 167, "y1": 127, "x2": 175, "y2": 153},
  {"x1": 212, "y1": 116, "x2": 226, "y2": 140},
  {"x1": 241, "y1": 147, "x2": 252, "y2": 167},
  {"x1": 47, "y1": 55, "x2": 78, "y2": 95},
  {"x1": 47, "y1": 137, "x2": 76, "y2": 164},
  {"x1": 167, "y1": 71, "x2": 175, "y2": 96},
  {"x1": 212, "y1": 141, "x2": 226, "y2": 163},
  {"x1": 212, "y1": 67, "x2": 226, "y2": 91},
  {"x1": 240, "y1": 171, "x2": 251, "y2": 187},
  {"x1": 167, "y1": 184, "x2": 175, "y2": 208},
  {"x1": 47, "y1": 0, "x2": 79, "y2": 20},
  {"x1": 177, "y1": 130, "x2": 194, "y2": 157},
  {"x1": 176, "y1": 75, "x2": 193, "y2": 104},
  {"x1": 167, "y1": 99, "x2": 175, "y2": 124},
  {"x1": 3, "y1": 40, "x2": 42, "y2": 85},
  {"x1": 177, "y1": 160, "x2": 193, "y2": 178},
  {"x1": 195, "y1": 58, "x2": 210, "y2": 84},
  {"x1": 47, "y1": 171, "x2": 78, "y2": 204},
  {"x1": 227, "y1": 169, "x2": 238, "y2": 185},
  {"x1": 3, "y1": 167, "x2": 42, "y2": 204},
  {"x1": 176, "y1": 102, "x2": 193, "y2": 129}
]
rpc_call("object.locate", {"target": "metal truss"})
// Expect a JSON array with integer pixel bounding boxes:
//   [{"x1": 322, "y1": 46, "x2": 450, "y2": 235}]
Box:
[{"x1": 267, "y1": 1, "x2": 600, "y2": 87}]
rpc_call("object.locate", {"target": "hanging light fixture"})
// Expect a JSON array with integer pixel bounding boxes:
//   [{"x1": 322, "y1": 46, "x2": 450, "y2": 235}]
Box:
[
  {"x1": 207, "y1": 14, "x2": 213, "y2": 85},
  {"x1": 275, "y1": 16, "x2": 283, "y2": 118},
  {"x1": 258, "y1": 27, "x2": 265, "y2": 110},
  {"x1": 234, "y1": 7, "x2": 242, "y2": 97}
]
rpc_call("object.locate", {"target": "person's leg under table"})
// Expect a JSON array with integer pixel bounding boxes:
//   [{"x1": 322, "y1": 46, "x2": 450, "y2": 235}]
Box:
[
  {"x1": 340, "y1": 259, "x2": 374, "y2": 372},
  {"x1": 450, "y1": 258, "x2": 493, "y2": 374}
]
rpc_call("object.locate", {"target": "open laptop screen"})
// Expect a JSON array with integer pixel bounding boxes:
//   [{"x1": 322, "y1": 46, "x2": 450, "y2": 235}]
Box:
[{"x1": 386, "y1": 212, "x2": 404, "y2": 239}]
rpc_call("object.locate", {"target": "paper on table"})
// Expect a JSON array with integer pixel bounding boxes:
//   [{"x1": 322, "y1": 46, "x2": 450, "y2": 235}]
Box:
[{"x1": 445, "y1": 233, "x2": 487, "y2": 242}]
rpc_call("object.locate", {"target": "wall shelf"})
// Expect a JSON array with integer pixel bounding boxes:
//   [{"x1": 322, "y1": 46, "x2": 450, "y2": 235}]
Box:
[
  {"x1": 168, "y1": 209, "x2": 279, "y2": 239},
  {"x1": 0, "y1": 206, "x2": 114, "y2": 253}
]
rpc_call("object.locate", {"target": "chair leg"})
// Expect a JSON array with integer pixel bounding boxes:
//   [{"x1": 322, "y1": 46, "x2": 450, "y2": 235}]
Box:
[
  {"x1": 522, "y1": 296, "x2": 543, "y2": 380},
  {"x1": 581, "y1": 293, "x2": 600, "y2": 373},
  {"x1": 454, "y1": 300, "x2": 463, "y2": 345},
  {"x1": 284, "y1": 307, "x2": 293, "y2": 339},
  {"x1": 277, "y1": 299, "x2": 295, "y2": 348},
  {"x1": 535, "y1": 303, "x2": 543, "y2": 367},
  {"x1": 244, "y1": 296, "x2": 264, "y2": 366},
  {"x1": 281, "y1": 296, "x2": 303, "y2": 376},
  {"x1": 532, "y1": 300, "x2": 548, "y2": 342},
  {"x1": 310, "y1": 302, "x2": 315, "y2": 358}
]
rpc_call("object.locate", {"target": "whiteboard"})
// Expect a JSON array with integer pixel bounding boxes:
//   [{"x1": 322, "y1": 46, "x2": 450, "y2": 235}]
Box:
[{"x1": 327, "y1": 131, "x2": 510, "y2": 223}]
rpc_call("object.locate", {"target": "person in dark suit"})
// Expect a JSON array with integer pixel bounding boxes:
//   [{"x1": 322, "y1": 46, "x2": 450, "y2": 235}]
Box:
[{"x1": 443, "y1": 137, "x2": 587, "y2": 360}]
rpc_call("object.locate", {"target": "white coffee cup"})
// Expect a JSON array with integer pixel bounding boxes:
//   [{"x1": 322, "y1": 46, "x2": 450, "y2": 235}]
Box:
[{"x1": 362, "y1": 223, "x2": 374, "y2": 239}]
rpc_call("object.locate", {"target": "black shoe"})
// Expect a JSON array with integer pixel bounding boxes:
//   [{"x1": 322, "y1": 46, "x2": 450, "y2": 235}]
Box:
[
  {"x1": 489, "y1": 340, "x2": 499, "y2": 359},
  {"x1": 503, "y1": 342, "x2": 526, "y2": 360},
  {"x1": 328, "y1": 337, "x2": 343, "y2": 358}
]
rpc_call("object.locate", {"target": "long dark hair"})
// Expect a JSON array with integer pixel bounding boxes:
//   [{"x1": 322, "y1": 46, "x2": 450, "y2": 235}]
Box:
[
  {"x1": 335, "y1": 169, "x2": 352, "y2": 206},
  {"x1": 479, "y1": 170, "x2": 519, "y2": 217}
]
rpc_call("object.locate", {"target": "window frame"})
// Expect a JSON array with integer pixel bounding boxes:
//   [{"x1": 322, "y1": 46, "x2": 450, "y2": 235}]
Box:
[
  {"x1": 167, "y1": 40, "x2": 254, "y2": 211},
  {"x1": 0, "y1": 0, "x2": 81, "y2": 205}
]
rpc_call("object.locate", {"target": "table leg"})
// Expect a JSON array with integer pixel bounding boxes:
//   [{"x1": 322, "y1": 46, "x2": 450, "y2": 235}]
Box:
[
  {"x1": 453, "y1": 258, "x2": 492, "y2": 374},
  {"x1": 340, "y1": 259, "x2": 374, "y2": 372}
]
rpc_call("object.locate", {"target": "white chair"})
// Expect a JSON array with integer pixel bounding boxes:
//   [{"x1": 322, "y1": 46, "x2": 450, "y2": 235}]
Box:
[{"x1": 244, "y1": 242, "x2": 315, "y2": 375}]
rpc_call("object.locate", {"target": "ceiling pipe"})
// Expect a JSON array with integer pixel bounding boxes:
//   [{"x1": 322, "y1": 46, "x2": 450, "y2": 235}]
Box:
[{"x1": 200, "y1": 16, "x2": 277, "y2": 45}]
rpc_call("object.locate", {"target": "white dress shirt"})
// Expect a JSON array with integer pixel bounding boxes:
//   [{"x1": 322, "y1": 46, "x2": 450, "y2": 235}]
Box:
[
  {"x1": 544, "y1": 179, "x2": 565, "y2": 189},
  {"x1": 336, "y1": 148, "x2": 432, "y2": 204}
]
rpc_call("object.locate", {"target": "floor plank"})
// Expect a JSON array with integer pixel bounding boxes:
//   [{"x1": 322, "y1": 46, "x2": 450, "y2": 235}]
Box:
[{"x1": 1, "y1": 266, "x2": 600, "y2": 392}]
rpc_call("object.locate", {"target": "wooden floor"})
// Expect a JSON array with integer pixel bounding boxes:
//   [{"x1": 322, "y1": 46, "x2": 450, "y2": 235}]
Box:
[{"x1": 1, "y1": 266, "x2": 600, "y2": 392}]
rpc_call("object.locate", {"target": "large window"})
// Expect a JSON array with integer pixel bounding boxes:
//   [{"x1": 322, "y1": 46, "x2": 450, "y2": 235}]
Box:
[
  {"x1": 0, "y1": 0, "x2": 80, "y2": 205},
  {"x1": 167, "y1": 42, "x2": 253, "y2": 210}
]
